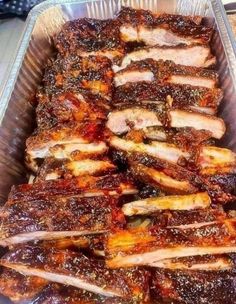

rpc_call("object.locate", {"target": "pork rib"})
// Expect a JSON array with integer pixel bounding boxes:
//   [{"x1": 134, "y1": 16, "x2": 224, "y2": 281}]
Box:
[
  {"x1": 0, "y1": 245, "x2": 150, "y2": 300},
  {"x1": 114, "y1": 44, "x2": 216, "y2": 71},
  {"x1": 37, "y1": 158, "x2": 117, "y2": 181},
  {"x1": 151, "y1": 268, "x2": 236, "y2": 304},
  {"x1": 122, "y1": 192, "x2": 211, "y2": 216},
  {"x1": 0, "y1": 196, "x2": 124, "y2": 246},
  {"x1": 55, "y1": 18, "x2": 124, "y2": 61},
  {"x1": 0, "y1": 268, "x2": 47, "y2": 303},
  {"x1": 114, "y1": 59, "x2": 218, "y2": 88},
  {"x1": 117, "y1": 7, "x2": 213, "y2": 47},
  {"x1": 113, "y1": 81, "x2": 222, "y2": 113},
  {"x1": 8, "y1": 173, "x2": 138, "y2": 202},
  {"x1": 106, "y1": 219, "x2": 236, "y2": 268}
]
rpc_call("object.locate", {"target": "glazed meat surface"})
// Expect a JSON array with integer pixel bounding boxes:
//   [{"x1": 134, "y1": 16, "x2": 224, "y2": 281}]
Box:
[
  {"x1": 8, "y1": 173, "x2": 137, "y2": 202},
  {"x1": 106, "y1": 219, "x2": 236, "y2": 268},
  {"x1": 0, "y1": 245, "x2": 150, "y2": 300},
  {"x1": 151, "y1": 268, "x2": 236, "y2": 304},
  {"x1": 114, "y1": 59, "x2": 218, "y2": 88},
  {"x1": 37, "y1": 157, "x2": 117, "y2": 181},
  {"x1": 117, "y1": 7, "x2": 213, "y2": 46},
  {"x1": 114, "y1": 44, "x2": 216, "y2": 71},
  {"x1": 0, "y1": 196, "x2": 125, "y2": 246},
  {"x1": 55, "y1": 18, "x2": 125, "y2": 61}
]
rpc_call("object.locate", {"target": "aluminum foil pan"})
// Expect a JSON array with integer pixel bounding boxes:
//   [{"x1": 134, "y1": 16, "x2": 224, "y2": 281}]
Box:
[{"x1": 0, "y1": 0, "x2": 235, "y2": 207}]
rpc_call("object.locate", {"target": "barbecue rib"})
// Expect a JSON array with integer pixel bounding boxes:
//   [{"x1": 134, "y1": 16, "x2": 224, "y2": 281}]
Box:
[
  {"x1": 43, "y1": 55, "x2": 114, "y2": 100},
  {"x1": 0, "y1": 246, "x2": 150, "y2": 300},
  {"x1": 0, "y1": 268, "x2": 47, "y2": 303},
  {"x1": 114, "y1": 59, "x2": 218, "y2": 88},
  {"x1": 37, "y1": 158, "x2": 117, "y2": 181},
  {"x1": 0, "y1": 196, "x2": 124, "y2": 246},
  {"x1": 122, "y1": 192, "x2": 211, "y2": 216},
  {"x1": 55, "y1": 18, "x2": 124, "y2": 61},
  {"x1": 106, "y1": 219, "x2": 236, "y2": 268},
  {"x1": 36, "y1": 90, "x2": 109, "y2": 130},
  {"x1": 151, "y1": 268, "x2": 236, "y2": 304},
  {"x1": 113, "y1": 81, "x2": 222, "y2": 114},
  {"x1": 25, "y1": 122, "x2": 107, "y2": 169},
  {"x1": 8, "y1": 173, "x2": 137, "y2": 202},
  {"x1": 149, "y1": 253, "x2": 236, "y2": 270},
  {"x1": 114, "y1": 44, "x2": 216, "y2": 71},
  {"x1": 107, "y1": 107, "x2": 225, "y2": 138},
  {"x1": 32, "y1": 283, "x2": 139, "y2": 304},
  {"x1": 117, "y1": 7, "x2": 213, "y2": 46}
]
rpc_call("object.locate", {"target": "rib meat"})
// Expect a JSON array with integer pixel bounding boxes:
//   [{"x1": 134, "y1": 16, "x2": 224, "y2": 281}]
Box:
[
  {"x1": 114, "y1": 44, "x2": 216, "y2": 71},
  {"x1": 0, "y1": 245, "x2": 150, "y2": 300},
  {"x1": 0, "y1": 196, "x2": 124, "y2": 246},
  {"x1": 0, "y1": 268, "x2": 47, "y2": 303},
  {"x1": 169, "y1": 109, "x2": 226, "y2": 139},
  {"x1": 122, "y1": 192, "x2": 211, "y2": 216},
  {"x1": 150, "y1": 254, "x2": 236, "y2": 270},
  {"x1": 106, "y1": 219, "x2": 236, "y2": 268},
  {"x1": 109, "y1": 136, "x2": 190, "y2": 164},
  {"x1": 32, "y1": 283, "x2": 139, "y2": 304},
  {"x1": 55, "y1": 18, "x2": 124, "y2": 61},
  {"x1": 36, "y1": 90, "x2": 109, "y2": 130},
  {"x1": 107, "y1": 106, "x2": 225, "y2": 138},
  {"x1": 114, "y1": 59, "x2": 218, "y2": 88},
  {"x1": 43, "y1": 55, "x2": 114, "y2": 100},
  {"x1": 113, "y1": 81, "x2": 222, "y2": 114},
  {"x1": 117, "y1": 7, "x2": 213, "y2": 46},
  {"x1": 26, "y1": 122, "x2": 107, "y2": 168},
  {"x1": 151, "y1": 268, "x2": 236, "y2": 304},
  {"x1": 37, "y1": 158, "x2": 117, "y2": 181},
  {"x1": 8, "y1": 173, "x2": 138, "y2": 202}
]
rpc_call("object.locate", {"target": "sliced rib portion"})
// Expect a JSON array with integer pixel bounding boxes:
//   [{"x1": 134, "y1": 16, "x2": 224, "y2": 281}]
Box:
[
  {"x1": 117, "y1": 7, "x2": 213, "y2": 46},
  {"x1": 151, "y1": 208, "x2": 228, "y2": 227},
  {"x1": 150, "y1": 254, "x2": 236, "y2": 270},
  {"x1": 151, "y1": 268, "x2": 236, "y2": 304},
  {"x1": 107, "y1": 106, "x2": 224, "y2": 138},
  {"x1": 130, "y1": 164, "x2": 197, "y2": 195},
  {"x1": 33, "y1": 283, "x2": 137, "y2": 304},
  {"x1": 122, "y1": 192, "x2": 211, "y2": 216},
  {"x1": 0, "y1": 246, "x2": 150, "y2": 300},
  {"x1": 169, "y1": 109, "x2": 226, "y2": 139},
  {"x1": 55, "y1": 18, "x2": 124, "y2": 61},
  {"x1": 114, "y1": 45, "x2": 216, "y2": 71},
  {"x1": 37, "y1": 158, "x2": 117, "y2": 181},
  {"x1": 107, "y1": 107, "x2": 163, "y2": 135},
  {"x1": 8, "y1": 173, "x2": 137, "y2": 202},
  {"x1": 114, "y1": 59, "x2": 218, "y2": 88},
  {"x1": 110, "y1": 136, "x2": 189, "y2": 164},
  {"x1": 36, "y1": 91, "x2": 109, "y2": 130},
  {"x1": 0, "y1": 196, "x2": 124, "y2": 246},
  {"x1": 113, "y1": 82, "x2": 222, "y2": 113},
  {"x1": 106, "y1": 219, "x2": 236, "y2": 268},
  {"x1": 0, "y1": 268, "x2": 47, "y2": 303},
  {"x1": 26, "y1": 121, "x2": 106, "y2": 161},
  {"x1": 198, "y1": 146, "x2": 236, "y2": 175},
  {"x1": 43, "y1": 55, "x2": 114, "y2": 100}
]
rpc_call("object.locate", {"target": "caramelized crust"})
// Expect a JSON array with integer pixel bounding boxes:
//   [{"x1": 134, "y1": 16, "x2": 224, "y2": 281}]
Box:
[
  {"x1": 117, "y1": 7, "x2": 213, "y2": 44},
  {"x1": 151, "y1": 268, "x2": 236, "y2": 304},
  {"x1": 113, "y1": 81, "x2": 222, "y2": 110},
  {"x1": 43, "y1": 55, "x2": 114, "y2": 100},
  {"x1": 1, "y1": 246, "x2": 150, "y2": 301},
  {"x1": 0, "y1": 196, "x2": 125, "y2": 245},
  {"x1": 0, "y1": 268, "x2": 47, "y2": 302},
  {"x1": 8, "y1": 173, "x2": 137, "y2": 202},
  {"x1": 55, "y1": 18, "x2": 124, "y2": 61}
]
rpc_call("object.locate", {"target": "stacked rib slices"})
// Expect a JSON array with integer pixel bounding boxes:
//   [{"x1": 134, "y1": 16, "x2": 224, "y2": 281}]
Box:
[{"x1": 0, "y1": 6, "x2": 236, "y2": 304}]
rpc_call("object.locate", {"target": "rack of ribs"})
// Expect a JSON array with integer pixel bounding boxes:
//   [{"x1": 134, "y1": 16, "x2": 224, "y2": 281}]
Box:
[{"x1": 0, "y1": 5, "x2": 236, "y2": 304}]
